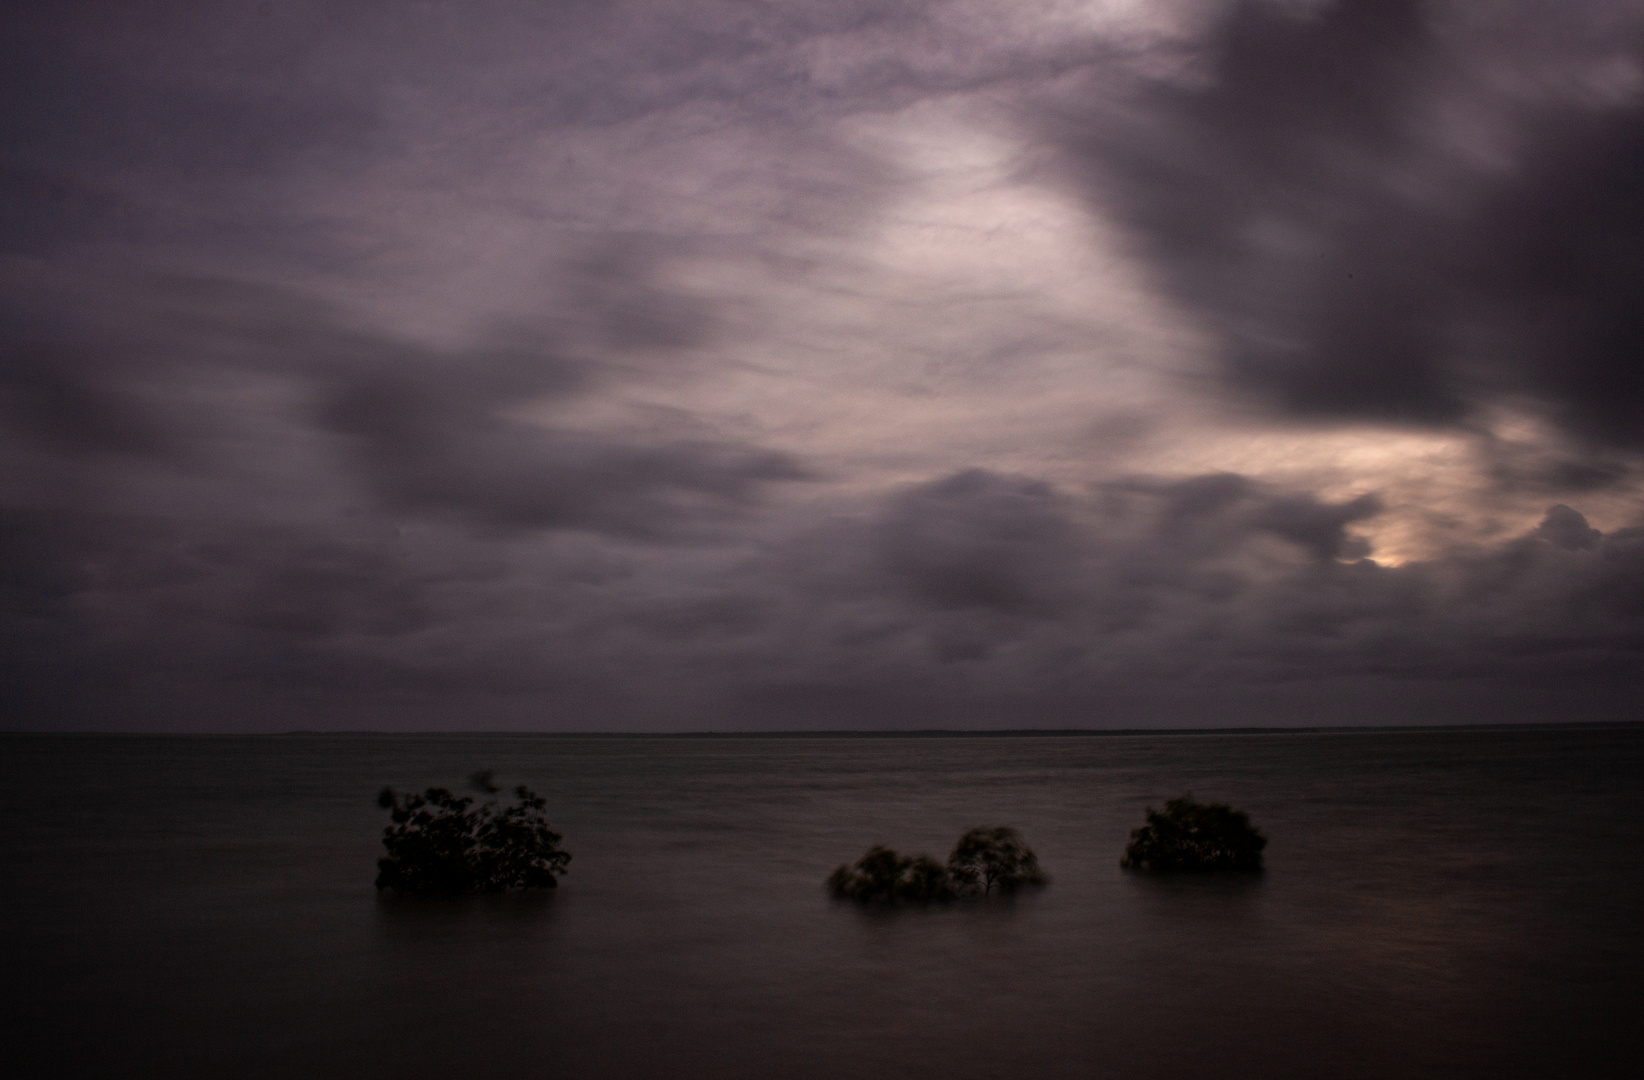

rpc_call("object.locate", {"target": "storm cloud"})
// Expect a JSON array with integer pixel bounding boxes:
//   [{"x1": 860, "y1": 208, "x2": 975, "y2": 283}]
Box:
[
  {"x1": 2, "y1": 0, "x2": 1641, "y2": 730},
  {"x1": 1064, "y1": 0, "x2": 1644, "y2": 444}
]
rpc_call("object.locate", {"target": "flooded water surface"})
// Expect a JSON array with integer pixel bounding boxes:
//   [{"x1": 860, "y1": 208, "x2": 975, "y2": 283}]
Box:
[{"x1": 6, "y1": 727, "x2": 1642, "y2": 1079}]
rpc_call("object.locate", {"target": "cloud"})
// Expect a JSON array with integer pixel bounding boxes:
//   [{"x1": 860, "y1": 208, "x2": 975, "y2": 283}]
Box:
[
  {"x1": 1060, "y1": 0, "x2": 1644, "y2": 446},
  {"x1": 0, "y1": 340, "x2": 175, "y2": 460},
  {"x1": 877, "y1": 469, "x2": 1079, "y2": 613},
  {"x1": 315, "y1": 337, "x2": 809, "y2": 536},
  {"x1": 3, "y1": 1, "x2": 1641, "y2": 731},
  {"x1": 1250, "y1": 491, "x2": 1383, "y2": 561},
  {"x1": 3, "y1": 453, "x2": 1642, "y2": 730},
  {"x1": 774, "y1": 476, "x2": 1641, "y2": 726},
  {"x1": 2, "y1": 256, "x2": 810, "y2": 533},
  {"x1": 1535, "y1": 504, "x2": 1602, "y2": 552}
]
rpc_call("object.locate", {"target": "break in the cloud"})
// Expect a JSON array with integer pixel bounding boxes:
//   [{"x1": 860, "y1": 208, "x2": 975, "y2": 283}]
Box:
[{"x1": 2, "y1": 0, "x2": 1641, "y2": 731}]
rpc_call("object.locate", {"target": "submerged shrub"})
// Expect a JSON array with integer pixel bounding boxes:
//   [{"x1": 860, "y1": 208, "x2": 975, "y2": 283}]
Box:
[
  {"x1": 827, "y1": 846, "x2": 957, "y2": 903},
  {"x1": 948, "y1": 826, "x2": 1046, "y2": 895},
  {"x1": 375, "y1": 782, "x2": 570, "y2": 894},
  {"x1": 828, "y1": 827, "x2": 1045, "y2": 904},
  {"x1": 1121, "y1": 795, "x2": 1266, "y2": 872}
]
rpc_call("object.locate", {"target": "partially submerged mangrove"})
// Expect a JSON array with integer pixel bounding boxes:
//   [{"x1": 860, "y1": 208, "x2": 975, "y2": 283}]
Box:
[
  {"x1": 1121, "y1": 795, "x2": 1266, "y2": 872},
  {"x1": 828, "y1": 826, "x2": 1045, "y2": 904},
  {"x1": 375, "y1": 781, "x2": 570, "y2": 894}
]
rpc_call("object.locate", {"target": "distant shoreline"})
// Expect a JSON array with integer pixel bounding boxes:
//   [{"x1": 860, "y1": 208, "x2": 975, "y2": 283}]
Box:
[{"x1": 5, "y1": 721, "x2": 1641, "y2": 738}]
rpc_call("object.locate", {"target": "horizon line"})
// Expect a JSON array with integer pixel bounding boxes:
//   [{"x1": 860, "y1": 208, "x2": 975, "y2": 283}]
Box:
[{"x1": 4, "y1": 720, "x2": 1639, "y2": 738}]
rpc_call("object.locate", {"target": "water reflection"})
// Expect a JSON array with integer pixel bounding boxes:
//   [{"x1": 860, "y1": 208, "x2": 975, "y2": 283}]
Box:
[{"x1": 373, "y1": 890, "x2": 560, "y2": 939}]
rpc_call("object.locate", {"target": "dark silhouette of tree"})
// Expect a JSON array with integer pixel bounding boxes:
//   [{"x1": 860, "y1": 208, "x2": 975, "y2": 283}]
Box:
[
  {"x1": 1121, "y1": 795, "x2": 1266, "y2": 872},
  {"x1": 828, "y1": 827, "x2": 1045, "y2": 904},
  {"x1": 375, "y1": 782, "x2": 570, "y2": 894},
  {"x1": 827, "y1": 845, "x2": 904, "y2": 902},
  {"x1": 827, "y1": 846, "x2": 958, "y2": 903},
  {"x1": 948, "y1": 826, "x2": 1046, "y2": 894},
  {"x1": 900, "y1": 853, "x2": 955, "y2": 902}
]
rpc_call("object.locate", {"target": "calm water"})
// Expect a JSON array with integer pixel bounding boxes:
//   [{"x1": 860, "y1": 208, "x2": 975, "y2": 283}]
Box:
[{"x1": 5, "y1": 727, "x2": 1642, "y2": 1079}]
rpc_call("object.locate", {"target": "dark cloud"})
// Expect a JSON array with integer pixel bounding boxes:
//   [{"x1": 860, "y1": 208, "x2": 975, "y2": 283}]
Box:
[
  {"x1": 0, "y1": 504, "x2": 454, "y2": 728},
  {"x1": 714, "y1": 475, "x2": 1644, "y2": 728},
  {"x1": 1065, "y1": 0, "x2": 1644, "y2": 445},
  {"x1": 0, "y1": 341, "x2": 174, "y2": 459},
  {"x1": 315, "y1": 334, "x2": 807, "y2": 536},
  {"x1": 1157, "y1": 471, "x2": 1251, "y2": 521},
  {"x1": 1536, "y1": 504, "x2": 1602, "y2": 552},
  {"x1": 1473, "y1": 90, "x2": 1644, "y2": 446},
  {"x1": 326, "y1": 398, "x2": 811, "y2": 536},
  {"x1": 0, "y1": 163, "x2": 144, "y2": 258},
  {"x1": 1479, "y1": 435, "x2": 1634, "y2": 496},
  {"x1": 1123, "y1": 472, "x2": 1381, "y2": 564},
  {"x1": 4, "y1": 456, "x2": 1642, "y2": 729},
  {"x1": 0, "y1": 250, "x2": 817, "y2": 726},
  {"x1": 1250, "y1": 492, "x2": 1383, "y2": 561},
  {"x1": 878, "y1": 469, "x2": 1079, "y2": 614},
  {"x1": 3, "y1": 1, "x2": 1640, "y2": 731},
  {"x1": 1, "y1": 257, "x2": 808, "y2": 534}
]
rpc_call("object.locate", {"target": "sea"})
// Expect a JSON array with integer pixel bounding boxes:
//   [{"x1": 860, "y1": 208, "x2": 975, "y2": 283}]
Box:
[{"x1": 5, "y1": 725, "x2": 1642, "y2": 1079}]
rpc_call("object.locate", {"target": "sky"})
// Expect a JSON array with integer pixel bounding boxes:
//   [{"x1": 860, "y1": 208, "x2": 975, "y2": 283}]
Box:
[{"x1": 3, "y1": 0, "x2": 1642, "y2": 732}]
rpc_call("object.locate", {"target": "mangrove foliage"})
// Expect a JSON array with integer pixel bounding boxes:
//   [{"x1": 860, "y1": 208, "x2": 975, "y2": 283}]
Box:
[
  {"x1": 1121, "y1": 795, "x2": 1266, "y2": 872},
  {"x1": 828, "y1": 826, "x2": 1045, "y2": 904},
  {"x1": 375, "y1": 782, "x2": 570, "y2": 894}
]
